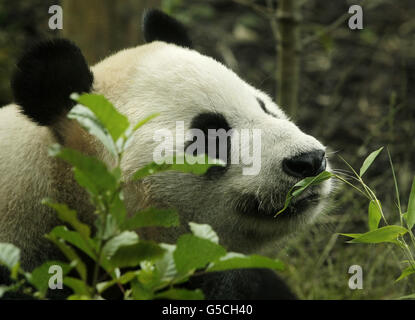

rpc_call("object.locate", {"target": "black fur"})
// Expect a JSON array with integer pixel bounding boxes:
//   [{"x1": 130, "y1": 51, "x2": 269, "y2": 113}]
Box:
[
  {"x1": 11, "y1": 38, "x2": 93, "y2": 126},
  {"x1": 142, "y1": 9, "x2": 192, "y2": 48},
  {"x1": 186, "y1": 269, "x2": 297, "y2": 300},
  {"x1": 188, "y1": 112, "x2": 231, "y2": 176},
  {"x1": 256, "y1": 97, "x2": 277, "y2": 118}
]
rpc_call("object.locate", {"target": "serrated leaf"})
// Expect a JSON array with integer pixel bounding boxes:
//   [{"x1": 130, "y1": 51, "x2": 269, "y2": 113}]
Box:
[
  {"x1": 101, "y1": 231, "x2": 139, "y2": 259},
  {"x1": 189, "y1": 222, "x2": 219, "y2": 244},
  {"x1": 68, "y1": 104, "x2": 118, "y2": 157},
  {"x1": 406, "y1": 177, "x2": 415, "y2": 229},
  {"x1": 132, "y1": 155, "x2": 225, "y2": 180},
  {"x1": 28, "y1": 261, "x2": 72, "y2": 296},
  {"x1": 396, "y1": 265, "x2": 415, "y2": 282},
  {"x1": 174, "y1": 234, "x2": 226, "y2": 274},
  {"x1": 155, "y1": 288, "x2": 204, "y2": 300},
  {"x1": 131, "y1": 278, "x2": 154, "y2": 300},
  {"x1": 341, "y1": 225, "x2": 408, "y2": 244},
  {"x1": 360, "y1": 147, "x2": 384, "y2": 177},
  {"x1": 207, "y1": 253, "x2": 285, "y2": 272},
  {"x1": 109, "y1": 192, "x2": 127, "y2": 226},
  {"x1": 45, "y1": 233, "x2": 87, "y2": 281},
  {"x1": 368, "y1": 200, "x2": 382, "y2": 231},
  {"x1": 108, "y1": 241, "x2": 165, "y2": 268},
  {"x1": 154, "y1": 244, "x2": 178, "y2": 283},
  {"x1": 48, "y1": 226, "x2": 97, "y2": 260},
  {"x1": 49, "y1": 144, "x2": 117, "y2": 196},
  {"x1": 64, "y1": 276, "x2": 91, "y2": 296},
  {"x1": 42, "y1": 200, "x2": 91, "y2": 238},
  {"x1": 71, "y1": 93, "x2": 129, "y2": 142},
  {"x1": 0, "y1": 243, "x2": 20, "y2": 270},
  {"x1": 122, "y1": 208, "x2": 179, "y2": 230}
]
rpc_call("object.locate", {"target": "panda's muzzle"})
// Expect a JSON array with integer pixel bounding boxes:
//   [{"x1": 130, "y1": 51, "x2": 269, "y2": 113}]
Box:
[
  {"x1": 235, "y1": 191, "x2": 321, "y2": 220},
  {"x1": 282, "y1": 150, "x2": 326, "y2": 179}
]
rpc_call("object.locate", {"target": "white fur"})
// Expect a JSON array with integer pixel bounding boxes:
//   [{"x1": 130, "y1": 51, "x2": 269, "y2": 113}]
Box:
[{"x1": 0, "y1": 42, "x2": 332, "y2": 270}]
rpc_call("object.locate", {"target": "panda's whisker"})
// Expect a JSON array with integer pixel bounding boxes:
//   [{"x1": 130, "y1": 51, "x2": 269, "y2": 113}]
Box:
[{"x1": 325, "y1": 150, "x2": 341, "y2": 156}]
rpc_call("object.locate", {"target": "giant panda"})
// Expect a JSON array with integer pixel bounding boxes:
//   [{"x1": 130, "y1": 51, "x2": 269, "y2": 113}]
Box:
[{"x1": 0, "y1": 10, "x2": 332, "y2": 299}]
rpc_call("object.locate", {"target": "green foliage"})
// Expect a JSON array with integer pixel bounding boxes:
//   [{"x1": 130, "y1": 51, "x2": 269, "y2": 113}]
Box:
[
  {"x1": 0, "y1": 93, "x2": 285, "y2": 300},
  {"x1": 405, "y1": 177, "x2": 415, "y2": 230},
  {"x1": 275, "y1": 170, "x2": 333, "y2": 216},
  {"x1": 334, "y1": 147, "x2": 415, "y2": 298},
  {"x1": 359, "y1": 147, "x2": 384, "y2": 177},
  {"x1": 278, "y1": 145, "x2": 415, "y2": 298}
]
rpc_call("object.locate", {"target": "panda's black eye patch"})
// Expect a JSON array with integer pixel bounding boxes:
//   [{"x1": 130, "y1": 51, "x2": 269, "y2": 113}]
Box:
[
  {"x1": 187, "y1": 112, "x2": 231, "y2": 176},
  {"x1": 257, "y1": 97, "x2": 277, "y2": 118}
]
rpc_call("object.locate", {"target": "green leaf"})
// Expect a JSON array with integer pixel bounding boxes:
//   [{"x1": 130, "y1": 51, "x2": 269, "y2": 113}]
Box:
[
  {"x1": 64, "y1": 276, "x2": 91, "y2": 296},
  {"x1": 71, "y1": 93, "x2": 129, "y2": 142},
  {"x1": 276, "y1": 171, "x2": 333, "y2": 216},
  {"x1": 132, "y1": 113, "x2": 159, "y2": 132},
  {"x1": 155, "y1": 288, "x2": 204, "y2": 300},
  {"x1": 132, "y1": 155, "x2": 225, "y2": 180},
  {"x1": 406, "y1": 177, "x2": 415, "y2": 229},
  {"x1": 340, "y1": 225, "x2": 408, "y2": 244},
  {"x1": 189, "y1": 222, "x2": 219, "y2": 244},
  {"x1": 48, "y1": 226, "x2": 97, "y2": 260},
  {"x1": 174, "y1": 234, "x2": 226, "y2": 274},
  {"x1": 359, "y1": 147, "x2": 384, "y2": 177},
  {"x1": 28, "y1": 261, "x2": 72, "y2": 296},
  {"x1": 0, "y1": 285, "x2": 13, "y2": 298},
  {"x1": 109, "y1": 192, "x2": 127, "y2": 226},
  {"x1": 42, "y1": 200, "x2": 91, "y2": 238},
  {"x1": 207, "y1": 253, "x2": 285, "y2": 272},
  {"x1": 0, "y1": 243, "x2": 20, "y2": 270},
  {"x1": 108, "y1": 241, "x2": 165, "y2": 268},
  {"x1": 49, "y1": 144, "x2": 117, "y2": 195},
  {"x1": 130, "y1": 278, "x2": 154, "y2": 300},
  {"x1": 123, "y1": 208, "x2": 179, "y2": 230},
  {"x1": 396, "y1": 265, "x2": 415, "y2": 282},
  {"x1": 398, "y1": 293, "x2": 415, "y2": 300},
  {"x1": 368, "y1": 200, "x2": 382, "y2": 231},
  {"x1": 68, "y1": 104, "x2": 118, "y2": 157},
  {"x1": 67, "y1": 294, "x2": 90, "y2": 300},
  {"x1": 45, "y1": 233, "x2": 88, "y2": 281},
  {"x1": 96, "y1": 270, "x2": 139, "y2": 294},
  {"x1": 101, "y1": 231, "x2": 139, "y2": 259},
  {"x1": 154, "y1": 244, "x2": 178, "y2": 283}
]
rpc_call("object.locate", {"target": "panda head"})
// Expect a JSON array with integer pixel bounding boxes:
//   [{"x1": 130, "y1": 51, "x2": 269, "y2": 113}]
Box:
[{"x1": 11, "y1": 10, "x2": 332, "y2": 253}]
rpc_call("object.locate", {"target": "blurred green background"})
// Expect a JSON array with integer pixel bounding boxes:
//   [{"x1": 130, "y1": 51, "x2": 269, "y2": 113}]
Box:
[{"x1": 1, "y1": 0, "x2": 414, "y2": 299}]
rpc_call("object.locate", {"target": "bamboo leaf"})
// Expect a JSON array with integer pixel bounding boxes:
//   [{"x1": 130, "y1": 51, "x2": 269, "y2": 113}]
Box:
[
  {"x1": 368, "y1": 200, "x2": 382, "y2": 231},
  {"x1": 359, "y1": 147, "x2": 384, "y2": 177},
  {"x1": 405, "y1": 177, "x2": 415, "y2": 229}
]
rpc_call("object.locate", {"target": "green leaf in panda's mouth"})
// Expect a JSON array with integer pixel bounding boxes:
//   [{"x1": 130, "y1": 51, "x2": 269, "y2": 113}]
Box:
[{"x1": 275, "y1": 171, "x2": 333, "y2": 217}]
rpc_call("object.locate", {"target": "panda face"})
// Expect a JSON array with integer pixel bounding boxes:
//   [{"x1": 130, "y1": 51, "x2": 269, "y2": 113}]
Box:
[
  {"x1": 8, "y1": 10, "x2": 332, "y2": 256},
  {"x1": 91, "y1": 41, "x2": 332, "y2": 253}
]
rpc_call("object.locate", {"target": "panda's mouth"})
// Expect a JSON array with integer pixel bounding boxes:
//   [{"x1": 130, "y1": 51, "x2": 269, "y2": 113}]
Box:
[{"x1": 236, "y1": 193, "x2": 320, "y2": 220}]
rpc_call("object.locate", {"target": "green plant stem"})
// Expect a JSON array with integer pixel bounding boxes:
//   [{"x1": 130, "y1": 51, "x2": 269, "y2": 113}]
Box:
[
  {"x1": 387, "y1": 148, "x2": 404, "y2": 226},
  {"x1": 91, "y1": 201, "x2": 109, "y2": 298},
  {"x1": 333, "y1": 174, "x2": 370, "y2": 200}
]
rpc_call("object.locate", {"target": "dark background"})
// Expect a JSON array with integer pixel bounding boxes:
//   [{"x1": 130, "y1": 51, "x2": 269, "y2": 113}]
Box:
[{"x1": 1, "y1": 0, "x2": 414, "y2": 299}]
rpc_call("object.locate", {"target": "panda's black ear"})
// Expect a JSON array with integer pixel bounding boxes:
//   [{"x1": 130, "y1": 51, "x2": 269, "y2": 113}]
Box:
[
  {"x1": 142, "y1": 9, "x2": 192, "y2": 48},
  {"x1": 11, "y1": 38, "x2": 93, "y2": 126}
]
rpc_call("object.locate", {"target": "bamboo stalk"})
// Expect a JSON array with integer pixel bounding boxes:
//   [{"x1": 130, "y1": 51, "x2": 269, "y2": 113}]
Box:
[{"x1": 276, "y1": 0, "x2": 301, "y2": 118}]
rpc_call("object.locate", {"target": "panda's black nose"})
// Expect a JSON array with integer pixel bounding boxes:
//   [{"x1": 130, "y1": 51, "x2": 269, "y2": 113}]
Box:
[{"x1": 282, "y1": 150, "x2": 326, "y2": 179}]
